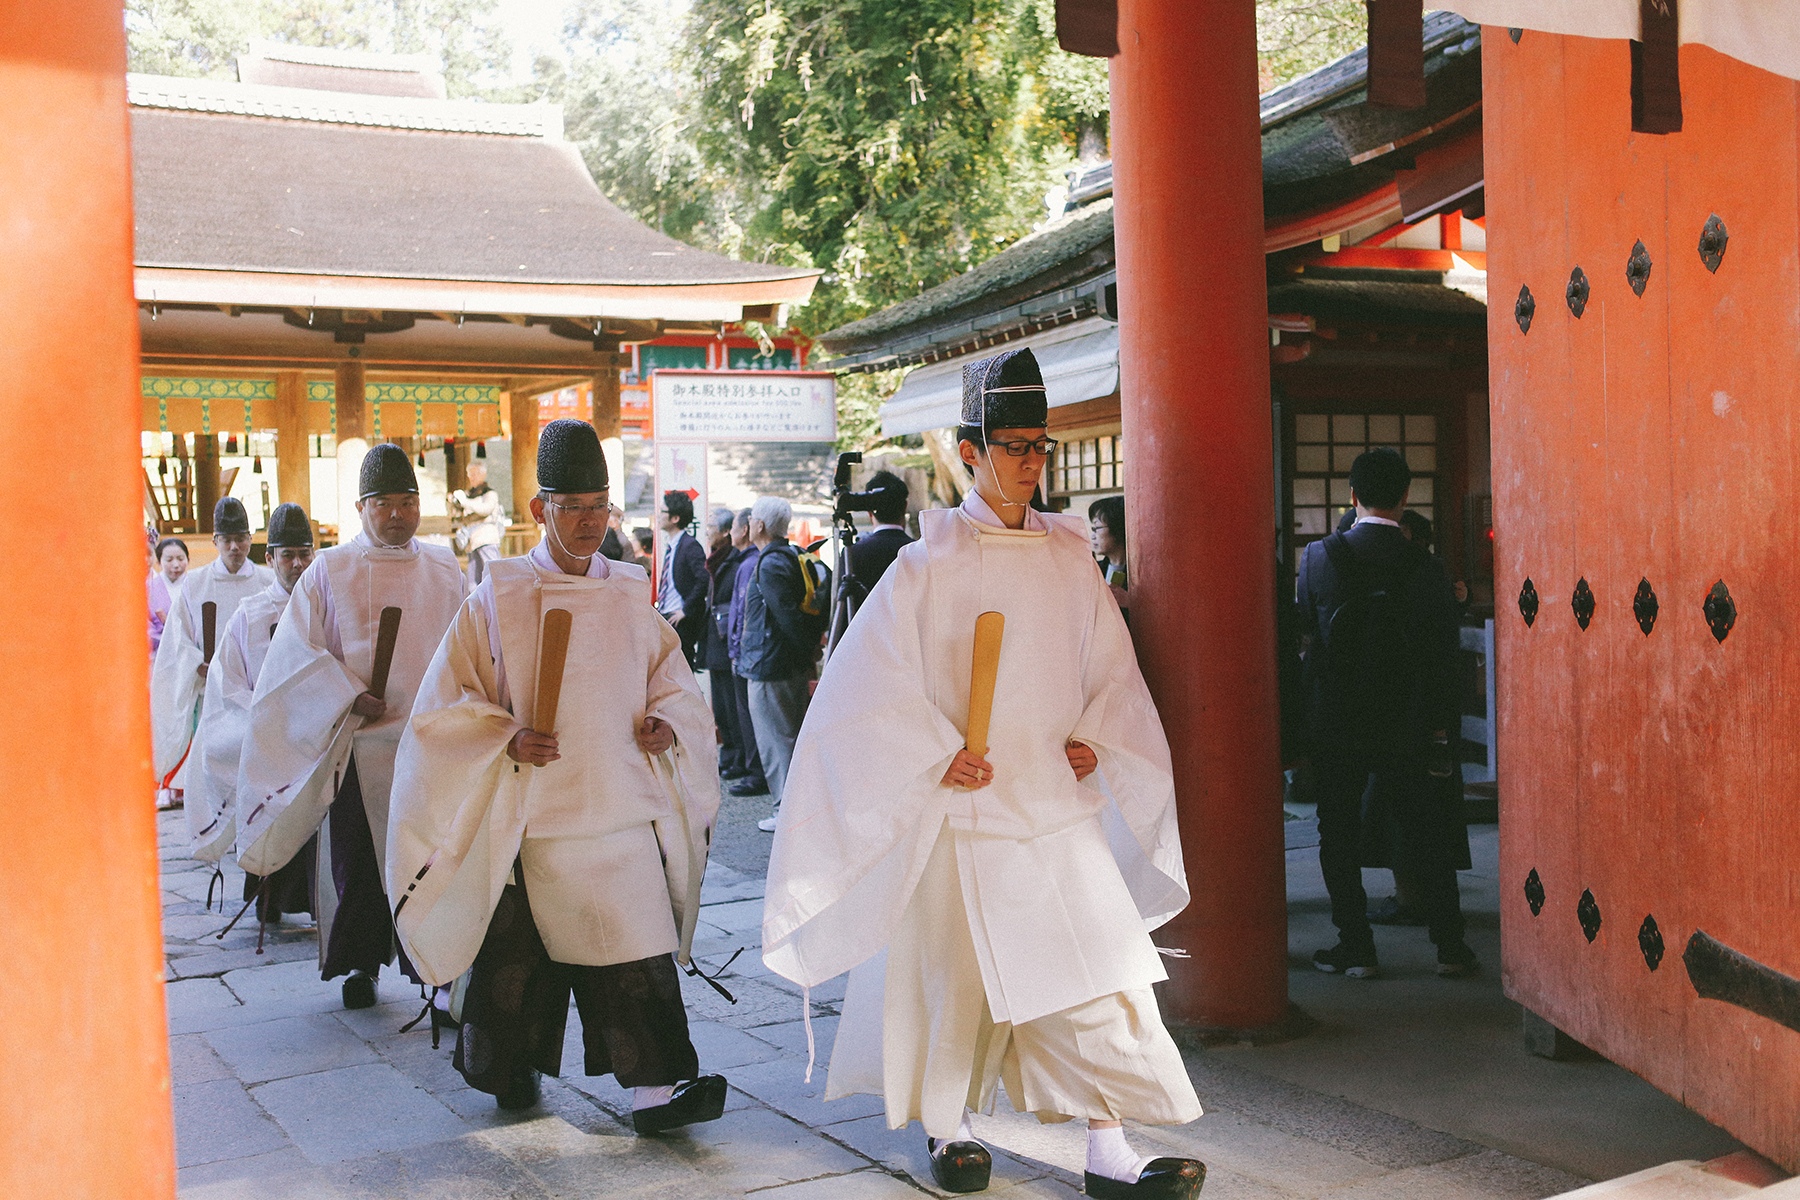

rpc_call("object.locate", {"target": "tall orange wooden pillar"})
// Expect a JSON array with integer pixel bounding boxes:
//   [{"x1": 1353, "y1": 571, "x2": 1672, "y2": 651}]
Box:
[
  {"x1": 0, "y1": 2, "x2": 177, "y2": 1196},
  {"x1": 1486, "y1": 32, "x2": 1800, "y2": 1170},
  {"x1": 1112, "y1": 0, "x2": 1288, "y2": 1028}
]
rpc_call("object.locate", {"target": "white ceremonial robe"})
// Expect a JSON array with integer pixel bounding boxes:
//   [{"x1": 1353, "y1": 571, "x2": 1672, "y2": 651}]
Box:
[
  {"x1": 187, "y1": 581, "x2": 291, "y2": 862},
  {"x1": 151, "y1": 557, "x2": 273, "y2": 797},
  {"x1": 236, "y1": 534, "x2": 464, "y2": 901},
  {"x1": 386, "y1": 544, "x2": 720, "y2": 987},
  {"x1": 763, "y1": 492, "x2": 1189, "y2": 1027}
]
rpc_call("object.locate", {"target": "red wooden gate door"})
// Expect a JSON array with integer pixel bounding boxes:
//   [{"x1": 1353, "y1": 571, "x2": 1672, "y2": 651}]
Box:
[{"x1": 1486, "y1": 32, "x2": 1800, "y2": 1170}]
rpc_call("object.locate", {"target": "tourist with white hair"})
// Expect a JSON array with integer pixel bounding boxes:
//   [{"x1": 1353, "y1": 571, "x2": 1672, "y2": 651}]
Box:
[{"x1": 738, "y1": 495, "x2": 819, "y2": 832}]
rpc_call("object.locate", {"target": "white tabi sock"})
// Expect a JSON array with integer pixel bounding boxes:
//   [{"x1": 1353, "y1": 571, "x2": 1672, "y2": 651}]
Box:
[
  {"x1": 432, "y1": 985, "x2": 453, "y2": 1013},
  {"x1": 955, "y1": 1109, "x2": 976, "y2": 1143},
  {"x1": 632, "y1": 1084, "x2": 676, "y2": 1111},
  {"x1": 1087, "y1": 1124, "x2": 1156, "y2": 1184}
]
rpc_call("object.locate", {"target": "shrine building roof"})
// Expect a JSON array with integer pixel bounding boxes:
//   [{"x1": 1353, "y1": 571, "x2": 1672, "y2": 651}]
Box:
[{"x1": 129, "y1": 74, "x2": 813, "y2": 291}]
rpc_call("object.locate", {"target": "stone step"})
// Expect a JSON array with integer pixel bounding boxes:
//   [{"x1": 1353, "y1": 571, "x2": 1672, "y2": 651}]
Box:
[{"x1": 1546, "y1": 1161, "x2": 1769, "y2": 1199}]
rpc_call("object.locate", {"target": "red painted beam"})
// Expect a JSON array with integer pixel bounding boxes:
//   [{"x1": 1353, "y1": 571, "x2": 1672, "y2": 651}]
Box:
[
  {"x1": 1297, "y1": 248, "x2": 1488, "y2": 271},
  {"x1": 1113, "y1": 0, "x2": 1288, "y2": 1029}
]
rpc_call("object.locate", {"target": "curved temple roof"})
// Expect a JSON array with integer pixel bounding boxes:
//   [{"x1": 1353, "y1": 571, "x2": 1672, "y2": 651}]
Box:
[{"x1": 130, "y1": 78, "x2": 813, "y2": 292}]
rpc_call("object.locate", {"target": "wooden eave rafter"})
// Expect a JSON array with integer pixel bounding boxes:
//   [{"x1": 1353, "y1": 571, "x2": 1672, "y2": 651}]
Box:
[{"x1": 135, "y1": 265, "x2": 820, "y2": 324}]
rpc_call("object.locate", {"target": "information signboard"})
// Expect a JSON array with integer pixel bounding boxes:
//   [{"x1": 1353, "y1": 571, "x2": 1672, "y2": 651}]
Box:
[{"x1": 650, "y1": 369, "x2": 837, "y2": 442}]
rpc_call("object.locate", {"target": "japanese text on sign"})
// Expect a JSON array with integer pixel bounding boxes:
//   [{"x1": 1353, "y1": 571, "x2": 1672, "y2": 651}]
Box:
[{"x1": 650, "y1": 370, "x2": 837, "y2": 442}]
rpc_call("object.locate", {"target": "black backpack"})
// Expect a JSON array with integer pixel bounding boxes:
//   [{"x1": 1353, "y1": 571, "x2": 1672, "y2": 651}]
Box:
[{"x1": 1308, "y1": 531, "x2": 1432, "y2": 753}]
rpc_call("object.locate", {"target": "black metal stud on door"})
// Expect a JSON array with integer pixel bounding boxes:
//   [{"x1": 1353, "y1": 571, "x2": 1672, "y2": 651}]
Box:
[
  {"x1": 1704, "y1": 580, "x2": 1737, "y2": 643},
  {"x1": 1525, "y1": 869, "x2": 1546, "y2": 916},
  {"x1": 1572, "y1": 577, "x2": 1596, "y2": 630},
  {"x1": 1639, "y1": 915, "x2": 1665, "y2": 971},
  {"x1": 1519, "y1": 578, "x2": 1539, "y2": 627},
  {"x1": 1566, "y1": 266, "x2": 1590, "y2": 317},
  {"x1": 1578, "y1": 889, "x2": 1603, "y2": 942},
  {"x1": 1634, "y1": 578, "x2": 1659, "y2": 634},
  {"x1": 1515, "y1": 284, "x2": 1536, "y2": 334},
  {"x1": 1626, "y1": 240, "x2": 1653, "y2": 296},
  {"x1": 1698, "y1": 214, "x2": 1729, "y2": 273}
]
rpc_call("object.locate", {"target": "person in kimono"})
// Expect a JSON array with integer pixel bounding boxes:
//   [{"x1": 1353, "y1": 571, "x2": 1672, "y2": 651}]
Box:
[
  {"x1": 763, "y1": 349, "x2": 1206, "y2": 1199},
  {"x1": 151, "y1": 498, "x2": 273, "y2": 811},
  {"x1": 386, "y1": 419, "x2": 728, "y2": 1127},
  {"x1": 236, "y1": 445, "x2": 466, "y2": 1010},
  {"x1": 187, "y1": 502, "x2": 318, "y2": 923}
]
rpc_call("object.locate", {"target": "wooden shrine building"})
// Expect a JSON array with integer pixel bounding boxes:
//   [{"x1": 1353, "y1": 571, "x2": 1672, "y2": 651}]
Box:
[
  {"x1": 130, "y1": 42, "x2": 818, "y2": 545},
  {"x1": 822, "y1": 12, "x2": 1492, "y2": 603}
]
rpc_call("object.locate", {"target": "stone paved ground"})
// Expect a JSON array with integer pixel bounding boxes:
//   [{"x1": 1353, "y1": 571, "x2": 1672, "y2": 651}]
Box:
[{"x1": 162, "y1": 802, "x2": 1733, "y2": 1200}]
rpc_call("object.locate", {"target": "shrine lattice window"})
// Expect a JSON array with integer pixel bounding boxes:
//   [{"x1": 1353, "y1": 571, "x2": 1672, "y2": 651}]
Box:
[
  {"x1": 1049, "y1": 435, "x2": 1123, "y2": 498},
  {"x1": 1290, "y1": 413, "x2": 1436, "y2": 547}
]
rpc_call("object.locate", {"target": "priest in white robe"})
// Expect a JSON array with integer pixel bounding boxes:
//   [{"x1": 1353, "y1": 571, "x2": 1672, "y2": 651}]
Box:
[
  {"x1": 151, "y1": 497, "x2": 273, "y2": 812},
  {"x1": 237, "y1": 445, "x2": 466, "y2": 1010},
  {"x1": 763, "y1": 349, "x2": 1205, "y2": 1200},
  {"x1": 386, "y1": 419, "x2": 729, "y2": 1129},
  {"x1": 188, "y1": 502, "x2": 319, "y2": 924}
]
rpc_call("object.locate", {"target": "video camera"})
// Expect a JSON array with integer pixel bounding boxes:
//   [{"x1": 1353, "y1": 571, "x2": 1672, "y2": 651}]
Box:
[{"x1": 832, "y1": 451, "x2": 889, "y2": 517}]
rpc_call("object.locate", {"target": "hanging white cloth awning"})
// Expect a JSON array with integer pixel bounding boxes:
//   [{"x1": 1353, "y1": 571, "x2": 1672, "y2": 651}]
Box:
[
  {"x1": 878, "y1": 317, "x2": 1120, "y2": 437},
  {"x1": 1449, "y1": 1, "x2": 1800, "y2": 84}
]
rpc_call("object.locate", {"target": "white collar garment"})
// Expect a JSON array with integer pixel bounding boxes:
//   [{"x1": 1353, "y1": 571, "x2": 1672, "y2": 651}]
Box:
[
  {"x1": 1353, "y1": 516, "x2": 1402, "y2": 529},
  {"x1": 871, "y1": 522, "x2": 908, "y2": 534},
  {"x1": 529, "y1": 538, "x2": 611, "y2": 579},
  {"x1": 962, "y1": 489, "x2": 1048, "y2": 534}
]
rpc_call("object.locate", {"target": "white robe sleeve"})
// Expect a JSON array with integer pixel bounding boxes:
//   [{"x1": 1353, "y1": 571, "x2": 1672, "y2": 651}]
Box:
[
  {"x1": 387, "y1": 592, "x2": 528, "y2": 986},
  {"x1": 189, "y1": 607, "x2": 255, "y2": 863},
  {"x1": 761, "y1": 548, "x2": 968, "y2": 988},
  {"x1": 150, "y1": 588, "x2": 205, "y2": 785},
  {"x1": 235, "y1": 565, "x2": 363, "y2": 875},
  {"x1": 1069, "y1": 573, "x2": 1190, "y2": 930}
]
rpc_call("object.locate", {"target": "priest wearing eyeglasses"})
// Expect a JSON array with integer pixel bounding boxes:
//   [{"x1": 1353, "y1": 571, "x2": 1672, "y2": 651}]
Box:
[
  {"x1": 762, "y1": 349, "x2": 1206, "y2": 1198},
  {"x1": 385, "y1": 419, "x2": 729, "y2": 1130}
]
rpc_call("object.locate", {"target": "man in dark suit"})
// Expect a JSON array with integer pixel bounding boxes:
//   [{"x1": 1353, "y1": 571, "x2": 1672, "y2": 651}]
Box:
[
  {"x1": 657, "y1": 490, "x2": 710, "y2": 669},
  {"x1": 1296, "y1": 447, "x2": 1477, "y2": 980},
  {"x1": 846, "y1": 470, "x2": 913, "y2": 597}
]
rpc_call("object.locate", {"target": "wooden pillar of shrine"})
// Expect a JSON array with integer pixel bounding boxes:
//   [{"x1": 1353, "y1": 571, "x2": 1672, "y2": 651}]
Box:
[
  {"x1": 592, "y1": 360, "x2": 624, "y2": 502},
  {"x1": 0, "y1": 0, "x2": 178, "y2": 1194},
  {"x1": 1112, "y1": 0, "x2": 1288, "y2": 1029},
  {"x1": 509, "y1": 385, "x2": 540, "y2": 516},
  {"x1": 334, "y1": 359, "x2": 367, "y2": 529},
  {"x1": 273, "y1": 370, "x2": 309, "y2": 516},
  {"x1": 194, "y1": 430, "x2": 220, "y2": 533}
]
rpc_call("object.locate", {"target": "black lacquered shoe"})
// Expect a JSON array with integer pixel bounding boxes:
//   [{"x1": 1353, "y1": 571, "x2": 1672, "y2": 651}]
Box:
[
  {"x1": 1084, "y1": 1157, "x2": 1206, "y2": 1199},
  {"x1": 495, "y1": 1068, "x2": 540, "y2": 1111},
  {"x1": 633, "y1": 1074, "x2": 728, "y2": 1134},
  {"x1": 341, "y1": 970, "x2": 376, "y2": 1010},
  {"x1": 927, "y1": 1137, "x2": 993, "y2": 1193}
]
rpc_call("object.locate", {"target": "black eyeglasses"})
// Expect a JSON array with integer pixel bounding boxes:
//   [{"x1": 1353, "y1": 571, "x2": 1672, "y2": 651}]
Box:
[{"x1": 990, "y1": 436, "x2": 1058, "y2": 457}]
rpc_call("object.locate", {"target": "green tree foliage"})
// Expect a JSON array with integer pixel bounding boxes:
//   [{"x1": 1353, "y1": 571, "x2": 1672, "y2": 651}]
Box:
[
  {"x1": 684, "y1": 0, "x2": 1109, "y2": 339},
  {"x1": 540, "y1": 1, "x2": 749, "y2": 246},
  {"x1": 125, "y1": 0, "x2": 512, "y2": 97},
  {"x1": 1257, "y1": 0, "x2": 1367, "y2": 90}
]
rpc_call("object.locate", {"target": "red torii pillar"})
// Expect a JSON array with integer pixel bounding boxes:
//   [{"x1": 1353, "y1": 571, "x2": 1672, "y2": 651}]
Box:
[
  {"x1": 0, "y1": 2, "x2": 177, "y2": 1196},
  {"x1": 1112, "y1": 0, "x2": 1289, "y2": 1029}
]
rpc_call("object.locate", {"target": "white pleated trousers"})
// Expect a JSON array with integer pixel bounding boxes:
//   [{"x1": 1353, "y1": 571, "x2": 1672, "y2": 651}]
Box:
[{"x1": 827, "y1": 822, "x2": 1203, "y2": 1138}]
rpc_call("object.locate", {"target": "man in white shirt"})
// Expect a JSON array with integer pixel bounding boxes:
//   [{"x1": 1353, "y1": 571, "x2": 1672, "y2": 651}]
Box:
[
  {"x1": 450, "y1": 459, "x2": 507, "y2": 586},
  {"x1": 657, "y1": 490, "x2": 709, "y2": 669}
]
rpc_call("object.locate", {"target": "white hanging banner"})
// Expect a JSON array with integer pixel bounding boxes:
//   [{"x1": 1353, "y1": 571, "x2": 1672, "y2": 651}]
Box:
[
  {"x1": 1449, "y1": 1, "x2": 1800, "y2": 84},
  {"x1": 651, "y1": 370, "x2": 837, "y2": 442}
]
